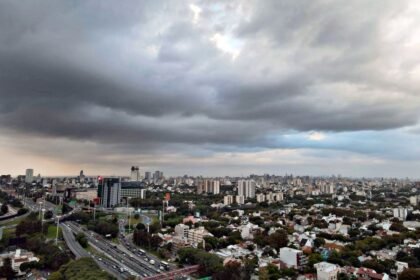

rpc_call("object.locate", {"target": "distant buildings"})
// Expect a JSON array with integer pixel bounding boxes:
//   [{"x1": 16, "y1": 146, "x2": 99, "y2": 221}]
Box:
[
  {"x1": 154, "y1": 170, "x2": 163, "y2": 181},
  {"x1": 197, "y1": 179, "x2": 220, "y2": 194},
  {"x1": 25, "y1": 169, "x2": 34, "y2": 183},
  {"x1": 237, "y1": 180, "x2": 256, "y2": 198},
  {"x1": 130, "y1": 166, "x2": 141, "y2": 181},
  {"x1": 410, "y1": 195, "x2": 420, "y2": 206},
  {"x1": 393, "y1": 207, "x2": 409, "y2": 221},
  {"x1": 257, "y1": 192, "x2": 284, "y2": 203},
  {"x1": 320, "y1": 184, "x2": 335, "y2": 194},
  {"x1": 236, "y1": 195, "x2": 245, "y2": 205},
  {"x1": 224, "y1": 195, "x2": 234, "y2": 205}
]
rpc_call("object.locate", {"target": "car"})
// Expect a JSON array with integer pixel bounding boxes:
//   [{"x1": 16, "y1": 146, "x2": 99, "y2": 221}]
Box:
[{"x1": 150, "y1": 260, "x2": 155, "y2": 265}]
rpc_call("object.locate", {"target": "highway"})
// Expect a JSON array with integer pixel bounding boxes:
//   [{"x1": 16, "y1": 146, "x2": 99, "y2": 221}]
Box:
[
  {"x1": 62, "y1": 222, "x2": 133, "y2": 279},
  {"x1": 65, "y1": 221, "x2": 165, "y2": 278}
]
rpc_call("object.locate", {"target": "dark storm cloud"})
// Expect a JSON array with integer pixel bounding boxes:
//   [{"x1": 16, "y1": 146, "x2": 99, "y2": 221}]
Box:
[{"x1": 0, "y1": 0, "x2": 419, "y2": 163}]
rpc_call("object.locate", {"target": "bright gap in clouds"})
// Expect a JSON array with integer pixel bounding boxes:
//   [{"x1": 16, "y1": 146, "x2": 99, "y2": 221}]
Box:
[
  {"x1": 189, "y1": 4, "x2": 201, "y2": 24},
  {"x1": 308, "y1": 132, "x2": 326, "y2": 141},
  {"x1": 210, "y1": 33, "x2": 242, "y2": 60}
]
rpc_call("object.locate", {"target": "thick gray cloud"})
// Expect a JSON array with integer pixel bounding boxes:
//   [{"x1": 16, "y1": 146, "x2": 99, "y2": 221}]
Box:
[{"x1": 1, "y1": 0, "x2": 420, "y2": 175}]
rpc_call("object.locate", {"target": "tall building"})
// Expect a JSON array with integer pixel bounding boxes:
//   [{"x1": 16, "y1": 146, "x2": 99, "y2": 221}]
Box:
[
  {"x1": 153, "y1": 170, "x2": 163, "y2": 181},
  {"x1": 224, "y1": 195, "x2": 234, "y2": 205},
  {"x1": 197, "y1": 179, "x2": 220, "y2": 194},
  {"x1": 130, "y1": 166, "x2": 141, "y2": 181},
  {"x1": 97, "y1": 177, "x2": 121, "y2": 208},
  {"x1": 237, "y1": 180, "x2": 256, "y2": 198},
  {"x1": 175, "y1": 224, "x2": 189, "y2": 239},
  {"x1": 393, "y1": 207, "x2": 408, "y2": 221},
  {"x1": 320, "y1": 184, "x2": 335, "y2": 194},
  {"x1": 236, "y1": 195, "x2": 245, "y2": 205},
  {"x1": 145, "y1": 172, "x2": 151, "y2": 180},
  {"x1": 25, "y1": 169, "x2": 34, "y2": 183}
]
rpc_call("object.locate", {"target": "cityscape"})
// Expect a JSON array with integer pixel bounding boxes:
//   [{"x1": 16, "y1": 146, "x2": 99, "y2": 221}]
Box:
[
  {"x1": 1, "y1": 1, "x2": 420, "y2": 280},
  {"x1": 0, "y1": 169, "x2": 419, "y2": 279}
]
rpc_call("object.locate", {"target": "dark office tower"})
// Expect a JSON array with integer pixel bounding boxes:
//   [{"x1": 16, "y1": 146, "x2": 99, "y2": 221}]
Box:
[{"x1": 97, "y1": 177, "x2": 121, "y2": 208}]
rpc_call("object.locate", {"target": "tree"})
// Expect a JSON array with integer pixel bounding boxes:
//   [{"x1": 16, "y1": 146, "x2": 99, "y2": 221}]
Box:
[
  {"x1": 267, "y1": 229, "x2": 288, "y2": 250},
  {"x1": 0, "y1": 258, "x2": 16, "y2": 280},
  {"x1": 51, "y1": 257, "x2": 115, "y2": 280},
  {"x1": 0, "y1": 203, "x2": 8, "y2": 215},
  {"x1": 362, "y1": 259, "x2": 385, "y2": 274},
  {"x1": 259, "y1": 264, "x2": 281, "y2": 280},
  {"x1": 314, "y1": 237, "x2": 325, "y2": 248},
  {"x1": 399, "y1": 268, "x2": 420, "y2": 280},
  {"x1": 44, "y1": 210, "x2": 53, "y2": 220},
  {"x1": 76, "y1": 232, "x2": 88, "y2": 248},
  {"x1": 19, "y1": 261, "x2": 42, "y2": 273}
]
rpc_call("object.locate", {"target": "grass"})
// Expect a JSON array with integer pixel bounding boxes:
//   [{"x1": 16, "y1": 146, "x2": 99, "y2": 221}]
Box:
[
  {"x1": 0, "y1": 214, "x2": 27, "y2": 226},
  {"x1": 46, "y1": 225, "x2": 62, "y2": 239}
]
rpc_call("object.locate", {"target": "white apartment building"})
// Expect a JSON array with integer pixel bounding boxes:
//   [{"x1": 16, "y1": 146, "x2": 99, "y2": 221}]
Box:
[
  {"x1": 393, "y1": 207, "x2": 409, "y2": 221},
  {"x1": 237, "y1": 180, "x2": 256, "y2": 198},
  {"x1": 224, "y1": 195, "x2": 234, "y2": 205},
  {"x1": 236, "y1": 195, "x2": 245, "y2": 205},
  {"x1": 266, "y1": 192, "x2": 284, "y2": 203},
  {"x1": 25, "y1": 169, "x2": 34, "y2": 183},
  {"x1": 320, "y1": 184, "x2": 335, "y2": 194},
  {"x1": 279, "y1": 247, "x2": 307, "y2": 269},
  {"x1": 175, "y1": 224, "x2": 189, "y2": 239},
  {"x1": 314, "y1": 262, "x2": 339, "y2": 280},
  {"x1": 188, "y1": 226, "x2": 211, "y2": 246},
  {"x1": 256, "y1": 193, "x2": 266, "y2": 203}
]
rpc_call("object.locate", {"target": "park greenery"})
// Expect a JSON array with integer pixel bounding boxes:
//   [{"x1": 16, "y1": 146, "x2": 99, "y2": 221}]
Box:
[{"x1": 48, "y1": 257, "x2": 115, "y2": 280}]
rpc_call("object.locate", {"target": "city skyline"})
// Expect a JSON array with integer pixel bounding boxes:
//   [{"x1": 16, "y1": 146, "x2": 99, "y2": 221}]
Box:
[{"x1": 2, "y1": 1, "x2": 420, "y2": 177}]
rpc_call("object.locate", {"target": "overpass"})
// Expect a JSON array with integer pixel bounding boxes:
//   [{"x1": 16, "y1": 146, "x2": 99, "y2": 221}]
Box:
[{"x1": 143, "y1": 265, "x2": 200, "y2": 280}]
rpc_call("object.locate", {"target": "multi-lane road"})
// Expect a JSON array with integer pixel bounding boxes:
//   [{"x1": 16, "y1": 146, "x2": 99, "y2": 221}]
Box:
[
  {"x1": 61, "y1": 224, "x2": 131, "y2": 279},
  {"x1": 64, "y1": 221, "x2": 168, "y2": 279}
]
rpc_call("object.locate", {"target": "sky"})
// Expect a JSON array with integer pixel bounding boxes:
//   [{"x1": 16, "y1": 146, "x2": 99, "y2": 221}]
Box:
[{"x1": 1, "y1": 0, "x2": 420, "y2": 178}]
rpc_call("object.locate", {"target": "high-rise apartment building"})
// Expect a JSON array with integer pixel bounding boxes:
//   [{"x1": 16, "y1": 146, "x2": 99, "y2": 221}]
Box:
[
  {"x1": 25, "y1": 169, "x2": 34, "y2": 183},
  {"x1": 130, "y1": 166, "x2": 141, "y2": 181},
  {"x1": 237, "y1": 180, "x2": 256, "y2": 198},
  {"x1": 224, "y1": 195, "x2": 234, "y2": 205}
]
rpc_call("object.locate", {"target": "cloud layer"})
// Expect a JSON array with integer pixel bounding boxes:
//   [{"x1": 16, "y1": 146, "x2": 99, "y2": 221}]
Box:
[{"x1": 1, "y1": 0, "x2": 420, "y2": 177}]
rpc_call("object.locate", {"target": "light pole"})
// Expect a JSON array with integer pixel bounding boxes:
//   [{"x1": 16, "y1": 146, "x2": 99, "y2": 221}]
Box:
[
  {"x1": 93, "y1": 204, "x2": 96, "y2": 222},
  {"x1": 127, "y1": 197, "x2": 131, "y2": 233},
  {"x1": 38, "y1": 202, "x2": 43, "y2": 220},
  {"x1": 41, "y1": 208, "x2": 45, "y2": 233},
  {"x1": 55, "y1": 216, "x2": 61, "y2": 245}
]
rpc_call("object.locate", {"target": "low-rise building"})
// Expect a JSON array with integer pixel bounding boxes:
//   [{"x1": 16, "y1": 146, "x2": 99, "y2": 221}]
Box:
[{"x1": 314, "y1": 262, "x2": 339, "y2": 280}]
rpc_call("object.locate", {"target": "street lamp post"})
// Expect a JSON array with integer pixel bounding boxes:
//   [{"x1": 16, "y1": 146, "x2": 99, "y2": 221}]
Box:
[
  {"x1": 41, "y1": 208, "x2": 45, "y2": 233},
  {"x1": 38, "y1": 202, "x2": 43, "y2": 220},
  {"x1": 55, "y1": 216, "x2": 61, "y2": 245},
  {"x1": 127, "y1": 197, "x2": 131, "y2": 233}
]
